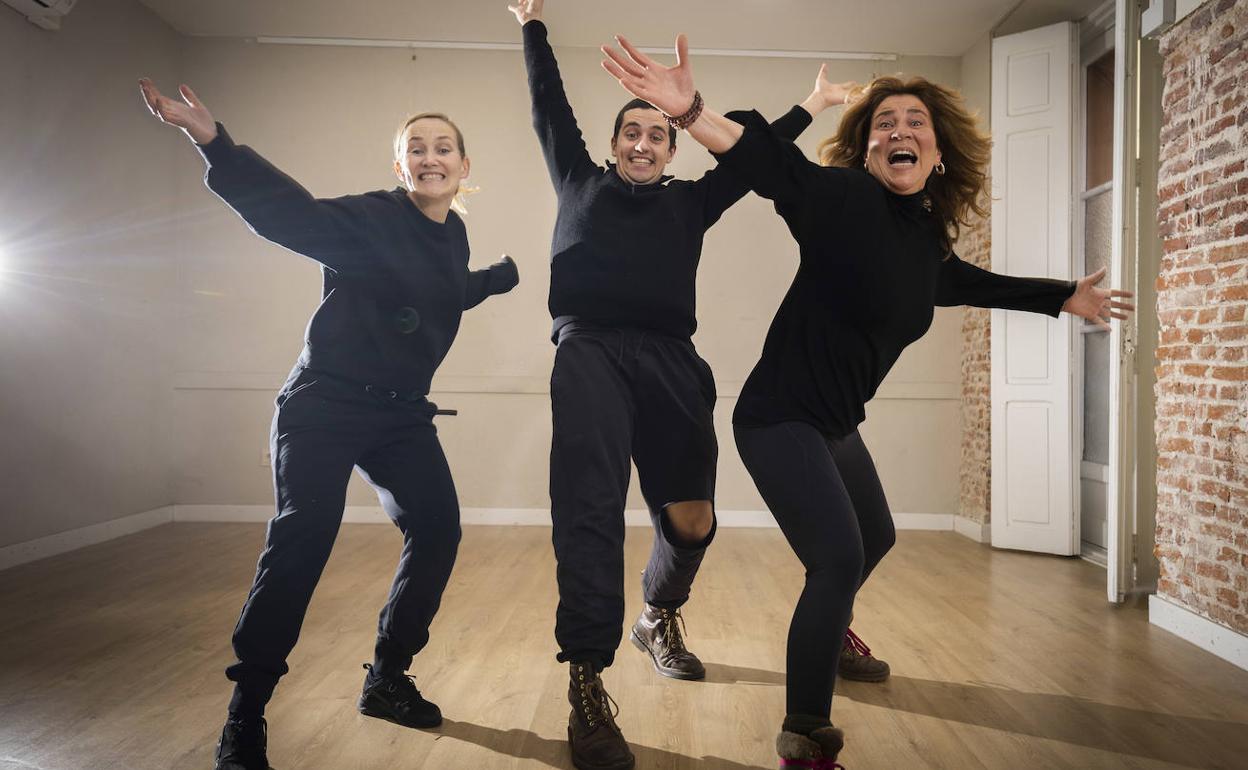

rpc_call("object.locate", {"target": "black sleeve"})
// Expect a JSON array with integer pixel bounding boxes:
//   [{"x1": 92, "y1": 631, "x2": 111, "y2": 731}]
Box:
[
  {"x1": 770, "y1": 104, "x2": 813, "y2": 142},
  {"x1": 695, "y1": 106, "x2": 815, "y2": 229},
  {"x1": 523, "y1": 20, "x2": 597, "y2": 192},
  {"x1": 197, "y1": 123, "x2": 366, "y2": 272},
  {"x1": 463, "y1": 255, "x2": 520, "y2": 310},
  {"x1": 935, "y1": 253, "x2": 1076, "y2": 316},
  {"x1": 711, "y1": 109, "x2": 836, "y2": 213}
]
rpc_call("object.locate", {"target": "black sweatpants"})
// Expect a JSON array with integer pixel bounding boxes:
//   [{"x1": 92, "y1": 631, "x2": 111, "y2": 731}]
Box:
[
  {"x1": 550, "y1": 326, "x2": 719, "y2": 671},
  {"x1": 733, "y1": 421, "x2": 896, "y2": 719},
  {"x1": 226, "y1": 367, "x2": 461, "y2": 717}
]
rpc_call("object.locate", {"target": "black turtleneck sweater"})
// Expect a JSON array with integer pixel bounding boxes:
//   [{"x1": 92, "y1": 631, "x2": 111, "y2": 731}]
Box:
[
  {"x1": 522, "y1": 20, "x2": 810, "y2": 341},
  {"x1": 197, "y1": 124, "x2": 518, "y2": 395},
  {"x1": 714, "y1": 110, "x2": 1076, "y2": 438}
]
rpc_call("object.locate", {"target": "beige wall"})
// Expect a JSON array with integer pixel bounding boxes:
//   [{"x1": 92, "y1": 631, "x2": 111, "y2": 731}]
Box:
[
  {"x1": 170, "y1": 35, "x2": 966, "y2": 516},
  {"x1": 0, "y1": 0, "x2": 181, "y2": 546}
]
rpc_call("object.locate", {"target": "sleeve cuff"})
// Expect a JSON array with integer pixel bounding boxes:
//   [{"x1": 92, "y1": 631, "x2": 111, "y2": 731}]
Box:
[
  {"x1": 785, "y1": 104, "x2": 813, "y2": 130},
  {"x1": 522, "y1": 18, "x2": 548, "y2": 40},
  {"x1": 711, "y1": 109, "x2": 768, "y2": 167},
  {"x1": 492, "y1": 256, "x2": 520, "y2": 294},
  {"x1": 196, "y1": 122, "x2": 235, "y2": 167}
]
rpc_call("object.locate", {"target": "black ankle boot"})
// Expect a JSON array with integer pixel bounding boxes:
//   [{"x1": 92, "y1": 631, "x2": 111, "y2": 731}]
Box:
[
  {"x1": 357, "y1": 663, "x2": 442, "y2": 728},
  {"x1": 214, "y1": 715, "x2": 273, "y2": 770},
  {"x1": 566, "y1": 662, "x2": 634, "y2": 770}
]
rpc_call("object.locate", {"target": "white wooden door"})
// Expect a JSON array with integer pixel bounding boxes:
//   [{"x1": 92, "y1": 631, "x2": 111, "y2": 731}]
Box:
[{"x1": 990, "y1": 21, "x2": 1079, "y2": 555}]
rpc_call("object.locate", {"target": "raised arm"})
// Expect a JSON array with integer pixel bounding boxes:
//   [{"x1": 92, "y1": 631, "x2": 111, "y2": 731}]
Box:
[
  {"x1": 601, "y1": 35, "x2": 743, "y2": 154},
  {"x1": 600, "y1": 36, "x2": 834, "y2": 212},
  {"x1": 511, "y1": 1, "x2": 596, "y2": 190},
  {"x1": 139, "y1": 78, "x2": 365, "y2": 272},
  {"x1": 463, "y1": 255, "x2": 520, "y2": 310}
]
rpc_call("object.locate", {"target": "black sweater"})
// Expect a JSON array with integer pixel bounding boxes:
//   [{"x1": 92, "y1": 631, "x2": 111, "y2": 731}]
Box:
[
  {"x1": 197, "y1": 124, "x2": 518, "y2": 395},
  {"x1": 714, "y1": 111, "x2": 1076, "y2": 438},
  {"x1": 523, "y1": 20, "x2": 810, "y2": 341}
]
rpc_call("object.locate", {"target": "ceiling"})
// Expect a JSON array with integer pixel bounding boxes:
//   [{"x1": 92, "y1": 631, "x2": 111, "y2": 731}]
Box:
[{"x1": 137, "y1": 0, "x2": 1111, "y2": 59}]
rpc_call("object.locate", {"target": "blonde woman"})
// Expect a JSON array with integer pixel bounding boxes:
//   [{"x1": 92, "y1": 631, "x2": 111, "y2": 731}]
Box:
[{"x1": 139, "y1": 79, "x2": 518, "y2": 770}]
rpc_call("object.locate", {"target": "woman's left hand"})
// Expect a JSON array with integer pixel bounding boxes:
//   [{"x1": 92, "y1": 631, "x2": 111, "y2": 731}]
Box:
[
  {"x1": 1061, "y1": 267, "x2": 1135, "y2": 330},
  {"x1": 601, "y1": 34, "x2": 697, "y2": 119},
  {"x1": 814, "y1": 65, "x2": 859, "y2": 110}
]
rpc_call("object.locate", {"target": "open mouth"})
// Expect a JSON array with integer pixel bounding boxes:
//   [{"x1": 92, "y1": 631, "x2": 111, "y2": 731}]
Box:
[
  {"x1": 887, "y1": 149, "x2": 918, "y2": 166},
  {"x1": 418, "y1": 172, "x2": 446, "y2": 181},
  {"x1": 628, "y1": 156, "x2": 654, "y2": 166}
]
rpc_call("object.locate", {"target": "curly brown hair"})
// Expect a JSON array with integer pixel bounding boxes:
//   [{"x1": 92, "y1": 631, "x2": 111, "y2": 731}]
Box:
[{"x1": 817, "y1": 76, "x2": 990, "y2": 255}]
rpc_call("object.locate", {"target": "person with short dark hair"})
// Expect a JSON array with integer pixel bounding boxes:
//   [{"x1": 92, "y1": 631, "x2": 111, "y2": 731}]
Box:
[
  {"x1": 508, "y1": 3, "x2": 855, "y2": 768},
  {"x1": 138, "y1": 79, "x2": 518, "y2": 770}
]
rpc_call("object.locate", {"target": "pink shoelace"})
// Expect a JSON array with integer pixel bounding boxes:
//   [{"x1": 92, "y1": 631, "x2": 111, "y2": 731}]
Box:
[{"x1": 843, "y1": 627, "x2": 872, "y2": 657}]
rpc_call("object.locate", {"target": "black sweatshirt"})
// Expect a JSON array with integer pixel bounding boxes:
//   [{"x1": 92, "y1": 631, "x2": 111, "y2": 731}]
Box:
[
  {"x1": 522, "y1": 20, "x2": 811, "y2": 341},
  {"x1": 197, "y1": 124, "x2": 518, "y2": 396},
  {"x1": 714, "y1": 110, "x2": 1076, "y2": 438}
]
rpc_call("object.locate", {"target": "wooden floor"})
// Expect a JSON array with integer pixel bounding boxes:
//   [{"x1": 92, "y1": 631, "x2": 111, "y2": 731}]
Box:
[{"x1": 1, "y1": 524, "x2": 1246, "y2": 770}]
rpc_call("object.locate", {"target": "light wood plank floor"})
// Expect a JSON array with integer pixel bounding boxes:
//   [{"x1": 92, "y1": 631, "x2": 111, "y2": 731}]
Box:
[{"x1": 1, "y1": 523, "x2": 1246, "y2": 769}]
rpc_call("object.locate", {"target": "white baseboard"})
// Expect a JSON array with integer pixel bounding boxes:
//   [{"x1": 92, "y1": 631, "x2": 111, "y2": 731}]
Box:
[
  {"x1": 954, "y1": 515, "x2": 991, "y2": 543},
  {"x1": 1150, "y1": 594, "x2": 1248, "y2": 672},
  {"x1": 0, "y1": 506, "x2": 174, "y2": 572},
  {"x1": 893, "y1": 512, "x2": 954, "y2": 530},
  {"x1": 172, "y1": 506, "x2": 956, "y2": 530},
  {"x1": 0, "y1": 506, "x2": 967, "y2": 572}
]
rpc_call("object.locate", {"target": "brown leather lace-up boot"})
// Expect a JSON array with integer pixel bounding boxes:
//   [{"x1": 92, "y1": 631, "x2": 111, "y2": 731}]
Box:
[
  {"x1": 567, "y1": 662, "x2": 635, "y2": 770},
  {"x1": 837, "y1": 628, "x2": 890, "y2": 682},
  {"x1": 629, "y1": 604, "x2": 705, "y2": 680}
]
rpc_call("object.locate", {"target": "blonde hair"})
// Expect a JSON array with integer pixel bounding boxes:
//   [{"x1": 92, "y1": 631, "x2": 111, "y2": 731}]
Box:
[
  {"x1": 394, "y1": 112, "x2": 478, "y2": 215},
  {"x1": 817, "y1": 76, "x2": 991, "y2": 255}
]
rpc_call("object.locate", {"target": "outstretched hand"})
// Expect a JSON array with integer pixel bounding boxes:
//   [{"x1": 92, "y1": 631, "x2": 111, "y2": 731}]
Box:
[
  {"x1": 1061, "y1": 267, "x2": 1135, "y2": 331},
  {"x1": 507, "y1": 0, "x2": 542, "y2": 24},
  {"x1": 813, "y1": 65, "x2": 860, "y2": 110},
  {"x1": 601, "y1": 34, "x2": 696, "y2": 118},
  {"x1": 138, "y1": 78, "x2": 217, "y2": 145}
]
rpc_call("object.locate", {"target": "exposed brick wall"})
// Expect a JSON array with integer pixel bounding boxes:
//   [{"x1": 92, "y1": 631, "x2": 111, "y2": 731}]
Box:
[
  {"x1": 1155, "y1": 0, "x2": 1248, "y2": 634},
  {"x1": 959, "y1": 213, "x2": 993, "y2": 525}
]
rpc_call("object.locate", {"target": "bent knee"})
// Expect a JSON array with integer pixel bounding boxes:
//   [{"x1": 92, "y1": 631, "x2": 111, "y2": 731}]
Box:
[{"x1": 664, "y1": 500, "x2": 714, "y2": 542}]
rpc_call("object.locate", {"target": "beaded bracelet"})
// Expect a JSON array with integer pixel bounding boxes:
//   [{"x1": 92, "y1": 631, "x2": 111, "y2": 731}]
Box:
[{"x1": 664, "y1": 91, "x2": 704, "y2": 131}]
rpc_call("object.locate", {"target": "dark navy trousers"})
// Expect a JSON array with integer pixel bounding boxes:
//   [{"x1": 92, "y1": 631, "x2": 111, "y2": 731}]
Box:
[{"x1": 227, "y1": 367, "x2": 461, "y2": 717}]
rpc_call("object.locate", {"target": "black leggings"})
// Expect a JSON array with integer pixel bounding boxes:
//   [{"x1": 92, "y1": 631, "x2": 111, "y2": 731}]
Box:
[{"x1": 734, "y1": 421, "x2": 895, "y2": 719}]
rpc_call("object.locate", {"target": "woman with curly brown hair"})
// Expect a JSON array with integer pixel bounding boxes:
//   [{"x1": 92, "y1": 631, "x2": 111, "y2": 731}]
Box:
[{"x1": 601, "y1": 37, "x2": 1133, "y2": 769}]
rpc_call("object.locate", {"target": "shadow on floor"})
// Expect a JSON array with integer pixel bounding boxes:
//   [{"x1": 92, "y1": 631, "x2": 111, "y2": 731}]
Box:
[
  {"x1": 700, "y1": 662, "x2": 786, "y2": 686},
  {"x1": 435, "y1": 719, "x2": 771, "y2": 770},
  {"x1": 838, "y1": 675, "x2": 1248, "y2": 769}
]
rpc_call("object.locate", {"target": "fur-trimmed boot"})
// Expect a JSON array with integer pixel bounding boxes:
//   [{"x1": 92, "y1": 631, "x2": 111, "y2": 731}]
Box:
[{"x1": 776, "y1": 724, "x2": 845, "y2": 769}]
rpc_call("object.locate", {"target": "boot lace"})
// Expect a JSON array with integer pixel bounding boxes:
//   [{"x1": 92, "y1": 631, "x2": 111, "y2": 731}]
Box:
[
  {"x1": 575, "y1": 668, "x2": 621, "y2": 731},
  {"x1": 365, "y1": 663, "x2": 424, "y2": 709},
  {"x1": 843, "y1": 628, "x2": 872, "y2": 658},
  {"x1": 660, "y1": 608, "x2": 692, "y2": 660}
]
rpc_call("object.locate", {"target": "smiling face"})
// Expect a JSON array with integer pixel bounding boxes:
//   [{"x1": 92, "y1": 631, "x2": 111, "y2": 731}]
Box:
[
  {"x1": 610, "y1": 107, "x2": 675, "y2": 184},
  {"x1": 863, "y1": 94, "x2": 942, "y2": 195},
  {"x1": 393, "y1": 117, "x2": 469, "y2": 206}
]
